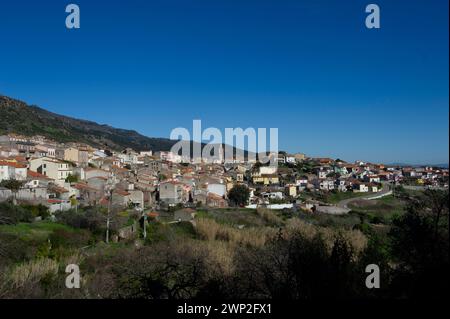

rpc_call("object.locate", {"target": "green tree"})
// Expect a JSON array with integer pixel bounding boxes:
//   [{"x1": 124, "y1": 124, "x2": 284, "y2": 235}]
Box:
[
  {"x1": 65, "y1": 174, "x2": 78, "y2": 183},
  {"x1": 389, "y1": 189, "x2": 449, "y2": 297},
  {"x1": 0, "y1": 179, "x2": 23, "y2": 205},
  {"x1": 296, "y1": 161, "x2": 314, "y2": 174},
  {"x1": 228, "y1": 184, "x2": 250, "y2": 206}
]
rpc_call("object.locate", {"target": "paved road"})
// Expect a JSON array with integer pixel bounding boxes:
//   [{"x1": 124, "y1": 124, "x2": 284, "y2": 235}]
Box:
[{"x1": 337, "y1": 182, "x2": 392, "y2": 209}]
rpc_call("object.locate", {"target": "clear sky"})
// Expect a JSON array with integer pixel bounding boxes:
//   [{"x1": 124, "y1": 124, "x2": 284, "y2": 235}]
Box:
[{"x1": 0, "y1": 0, "x2": 448, "y2": 164}]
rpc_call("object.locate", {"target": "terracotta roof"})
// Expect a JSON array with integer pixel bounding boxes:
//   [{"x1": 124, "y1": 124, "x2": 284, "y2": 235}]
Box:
[
  {"x1": 207, "y1": 193, "x2": 225, "y2": 200},
  {"x1": 0, "y1": 161, "x2": 27, "y2": 168},
  {"x1": 378, "y1": 172, "x2": 391, "y2": 175},
  {"x1": 27, "y1": 170, "x2": 50, "y2": 179},
  {"x1": 99, "y1": 197, "x2": 109, "y2": 206},
  {"x1": 49, "y1": 185, "x2": 69, "y2": 193},
  {"x1": 11, "y1": 156, "x2": 27, "y2": 162},
  {"x1": 146, "y1": 211, "x2": 159, "y2": 217},
  {"x1": 112, "y1": 165, "x2": 129, "y2": 172},
  {"x1": 87, "y1": 176, "x2": 108, "y2": 181},
  {"x1": 114, "y1": 189, "x2": 130, "y2": 196},
  {"x1": 73, "y1": 183, "x2": 99, "y2": 191},
  {"x1": 85, "y1": 167, "x2": 109, "y2": 172},
  {"x1": 160, "y1": 180, "x2": 184, "y2": 185}
]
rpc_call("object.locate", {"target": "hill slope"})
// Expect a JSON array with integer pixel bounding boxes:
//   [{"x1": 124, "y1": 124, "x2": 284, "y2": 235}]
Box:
[{"x1": 0, "y1": 95, "x2": 177, "y2": 151}]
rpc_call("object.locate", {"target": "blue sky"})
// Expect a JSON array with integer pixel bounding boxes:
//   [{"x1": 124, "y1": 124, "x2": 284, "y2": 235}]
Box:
[{"x1": 0, "y1": 0, "x2": 448, "y2": 164}]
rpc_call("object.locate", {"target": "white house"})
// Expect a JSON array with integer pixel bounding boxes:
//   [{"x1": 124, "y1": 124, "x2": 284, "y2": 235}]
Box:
[
  {"x1": 261, "y1": 191, "x2": 284, "y2": 200},
  {"x1": 159, "y1": 181, "x2": 189, "y2": 205},
  {"x1": 336, "y1": 179, "x2": 348, "y2": 192},
  {"x1": 295, "y1": 176, "x2": 308, "y2": 189},
  {"x1": 364, "y1": 175, "x2": 381, "y2": 183},
  {"x1": 319, "y1": 179, "x2": 335, "y2": 191},
  {"x1": 285, "y1": 155, "x2": 296, "y2": 164},
  {"x1": 353, "y1": 182, "x2": 369, "y2": 193},
  {"x1": 84, "y1": 168, "x2": 110, "y2": 180},
  {"x1": 29, "y1": 157, "x2": 73, "y2": 181},
  {"x1": 0, "y1": 161, "x2": 27, "y2": 182}
]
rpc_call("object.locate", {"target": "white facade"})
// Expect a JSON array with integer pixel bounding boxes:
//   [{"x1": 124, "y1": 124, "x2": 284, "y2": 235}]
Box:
[
  {"x1": 0, "y1": 163, "x2": 27, "y2": 182},
  {"x1": 29, "y1": 157, "x2": 72, "y2": 180},
  {"x1": 259, "y1": 166, "x2": 277, "y2": 175}
]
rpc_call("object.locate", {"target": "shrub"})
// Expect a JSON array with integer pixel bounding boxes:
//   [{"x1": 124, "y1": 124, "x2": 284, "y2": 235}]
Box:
[
  {"x1": 256, "y1": 208, "x2": 284, "y2": 226},
  {"x1": 0, "y1": 202, "x2": 33, "y2": 224},
  {"x1": 228, "y1": 185, "x2": 250, "y2": 206},
  {"x1": 56, "y1": 209, "x2": 104, "y2": 235},
  {"x1": 195, "y1": 217, "x2": 276, "y2": 247},
  {"x1": 9, "y1": 258, "x2": 59, "y2": 289},
  {"x1": 49, "y1": 229, "x2": 91, "y2": 249}
]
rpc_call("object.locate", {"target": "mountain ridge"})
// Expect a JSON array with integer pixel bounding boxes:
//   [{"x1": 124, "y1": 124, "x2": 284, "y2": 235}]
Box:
[{"x1": 0, "y1": 95, "x2": 177, "y2": 152}]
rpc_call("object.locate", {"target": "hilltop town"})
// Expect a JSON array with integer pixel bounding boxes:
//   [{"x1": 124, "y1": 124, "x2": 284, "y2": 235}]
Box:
[
  {"x1": 1, "y1": 133, "x2": 448, "y2": 221},
  {"x1": 0, "y1": 134, "x2": 448, "y2": 300}
]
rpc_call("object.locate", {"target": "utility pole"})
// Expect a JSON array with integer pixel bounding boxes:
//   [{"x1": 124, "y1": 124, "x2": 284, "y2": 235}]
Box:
[
  {"x1": 392, "y1": 180, "x2": 395, "y2": 198},
  {"x1": 106, "y1": 189, "x2": 112, "y2": 244},
  {"x1": 105, "y1": 176, "x2": 116, "y2": 244},
  {"x1": 143, "y1": 213, "x2": 147, "y2": 240}
]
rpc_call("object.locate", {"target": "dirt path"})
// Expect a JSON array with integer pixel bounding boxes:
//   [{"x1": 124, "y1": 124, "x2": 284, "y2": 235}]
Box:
[{"x1": 337, "y1": 183, "x2": 392, "y2": 209}]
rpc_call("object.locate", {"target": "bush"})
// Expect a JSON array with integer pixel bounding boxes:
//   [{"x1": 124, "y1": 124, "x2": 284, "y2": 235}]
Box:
[
  {"x1": 256, "y1": 208, "x2": 284, "y2": 226},
  {"x1": 228, "y1": 185, "x2": 250, "y2": 206},
  {"x1": 56, "y1": 208, "x2": 104, "y2": 235},
  {"x1": 49, "y1": 229, "x2": 91, "y2": 249},
  {"x1": 0, "y1": 202, "x2": 33, "y2": 224},
  {"x1": 195, "y1": 217, "x2": 277, "y2": 247},
  {"x1": 20, "y1": 204, "x2": 50, "y2": 219}
]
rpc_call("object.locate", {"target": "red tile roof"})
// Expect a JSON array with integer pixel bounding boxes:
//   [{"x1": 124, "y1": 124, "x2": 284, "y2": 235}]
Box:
[
  {"x1": 27, "y1": 170, "x2": 50, "y2": 179},
  {"x1": 0, "y1": 161, "x2": 27, "y2": 168},
  {"x1": 73, "y1": 183, "x2": 99, "y2": 191},
  {"x1": 114, "y1": 189, "x2": 130, "y2": 196}
]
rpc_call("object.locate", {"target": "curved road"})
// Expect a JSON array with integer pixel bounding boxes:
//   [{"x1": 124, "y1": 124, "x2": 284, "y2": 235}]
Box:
[{"x1": 337, "y1": 182, "x2": 392, "y2": 209}]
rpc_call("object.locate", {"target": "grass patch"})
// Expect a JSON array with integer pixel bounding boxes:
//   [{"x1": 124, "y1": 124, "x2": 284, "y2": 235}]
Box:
[
  {"x1": 197, "y1": 208, "x2": 270, "y2": 227},
  {"x1": 326, "y1": 191, "x2": 372, "y2": 204},
  {"x1": 348, "y1": 195, "x2": 406, "y2": 223},
  {"x1": 144, "y1": 221, "x2": 197, "y2": 244},
  {"x1": 0, "y1": 221, "x2": 77, "y2": 242},
  {"x1": 296, "y1": 211, "x2": 361, "y2": 229}
]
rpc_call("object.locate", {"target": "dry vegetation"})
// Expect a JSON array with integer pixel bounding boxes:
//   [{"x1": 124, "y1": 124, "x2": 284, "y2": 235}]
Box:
[
  {"x1": 1, "y1": 188, "x2": 446, "y2": 299},
  {"x1": 255, "y1": 208, "x2": 284, "y2": 225},
  {"x1": 195, "y1": 217, "x2": 278, "y2": 247},
  {"x1": 284, "y1": 218, "x2": 367, "y2": 255},
  {"x1": 9, "y1": 258, "x2": 59, "y2": 289},
  {"x1": 196, "y1": 212, "x2": 367, "y2": 257}
]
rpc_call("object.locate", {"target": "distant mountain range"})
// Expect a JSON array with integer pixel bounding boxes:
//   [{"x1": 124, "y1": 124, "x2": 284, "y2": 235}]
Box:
[
  {"x1": 4, "y1": 95, "x2": 444, "y2": 166},
  {"x1": 387, "y1": 163, "x2": 449, "y2": 169},
  {"x1": 0, "y1": 95, "x2": 178, "y2": 152},
  {"x1": 0, "y1": 95, "x2": 254, "y2": 159}
]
